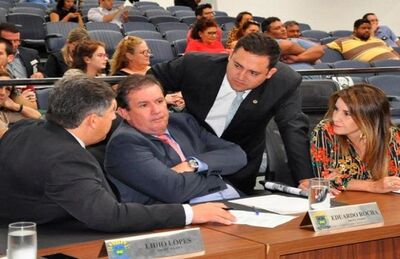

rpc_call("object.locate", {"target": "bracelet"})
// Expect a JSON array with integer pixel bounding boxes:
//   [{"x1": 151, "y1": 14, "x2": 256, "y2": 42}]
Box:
[{"x1": 17, "y1": 104, "x2": 23, "y2": 113}]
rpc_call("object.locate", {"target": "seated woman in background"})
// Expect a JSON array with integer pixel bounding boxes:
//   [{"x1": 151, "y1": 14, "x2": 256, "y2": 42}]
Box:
[
  {"x1": 311, "y1": 84, "x2": 400, "y2": 193},
  {"x1": 66, "y1": 40, "x2": 108, "y2": 78},
  {"x1": 228, "y1": 20, "x2": 260, "y2": 49},
  {"x1": 111, "y1": 36, "x2": 185, "y2": 110},
  {"x1": 185, "y1": 18, "x2": 228, "y2": 54},
  {"x1": 226, "y1": 11, "x2": 253, "y2": 49},
  {"x1": 50, "y1": 0, "x2": 84, "y2": 27},
  {"x1": 45, "y1": 27, "x2": 90, "y2": 77},
  {"x1": 0, "y1": 70, "x2": 41, "y2": 137}
]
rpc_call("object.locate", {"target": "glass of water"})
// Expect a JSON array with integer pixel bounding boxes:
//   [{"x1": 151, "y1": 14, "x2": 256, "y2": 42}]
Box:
[
  {"x1": 308, "y1": 178, "x2": 331, "y2": 210},
  {"x1": 7, "y1": 222, "x2": 37, "y2": 259}
]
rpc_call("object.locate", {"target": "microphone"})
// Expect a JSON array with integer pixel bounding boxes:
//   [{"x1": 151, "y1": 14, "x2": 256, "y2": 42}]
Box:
[{"x1": 264, "y1": 181, "x2": 308, "y2": 197}]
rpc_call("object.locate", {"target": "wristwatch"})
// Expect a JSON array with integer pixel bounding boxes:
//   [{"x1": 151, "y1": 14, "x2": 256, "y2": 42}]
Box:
[{"x1": 187, "y1": 159, "x2": 199, "y2": 172}]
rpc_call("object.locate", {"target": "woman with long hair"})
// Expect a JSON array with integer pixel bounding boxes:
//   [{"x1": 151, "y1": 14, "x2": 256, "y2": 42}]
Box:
[
  {"x1": 228, "y1": 20, "x2": 260, "y2": 49},
  {"x1": 226, "y1": 11, "x2": 253, "y2": 49},
  {"x1": 49, "y1": 0, "x2": 84, "y2": 27},
  {"x1": 111, "y1": 36, "x2": 185, "y2": 110},
  {"x1": 311, "y1": 84, "x2": 400, "y2": 193},
  {"x1": 69, "y1": 40, "x2": 108, "y2": 78},
  {"x1": 45, "y1": 27, "x2": 90, "y2": 77}
]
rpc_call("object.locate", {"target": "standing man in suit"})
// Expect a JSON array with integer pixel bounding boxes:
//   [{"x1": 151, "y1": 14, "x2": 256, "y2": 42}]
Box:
[
  {"x1": 0, "y1": 23, "x2": 45, "y2": 78},
  {"x1": 151, "y1": 33, "x2": 314, "y2": 194},
  {"x1": 0, "y1": 76, "x2": 235, "y2": 232},
  {"x1": 105, "y1": 74, "x2": 246, "y2": 204}
]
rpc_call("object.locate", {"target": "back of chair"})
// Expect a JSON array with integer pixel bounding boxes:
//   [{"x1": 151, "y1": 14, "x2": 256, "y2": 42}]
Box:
[
  {"x1": 146, "y1": 39, "x2": 174, "y2": 65},
  {"x1": 88, "y1": 30, "x2": 124, "y2": 57}
]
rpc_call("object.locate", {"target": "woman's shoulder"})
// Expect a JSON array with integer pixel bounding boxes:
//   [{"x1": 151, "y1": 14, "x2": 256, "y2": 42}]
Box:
[{"x1": 314, "y1": 119, "x2": 334, "y2": 133}]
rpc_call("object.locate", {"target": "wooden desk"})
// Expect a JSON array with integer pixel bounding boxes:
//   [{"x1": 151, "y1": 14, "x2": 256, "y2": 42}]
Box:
[
  {"x1": 37, "y1": 227, "x2": 265, "y2": 259},
  {"x1": 205, "y1": 192, "x2": 400, "y2": 259}
]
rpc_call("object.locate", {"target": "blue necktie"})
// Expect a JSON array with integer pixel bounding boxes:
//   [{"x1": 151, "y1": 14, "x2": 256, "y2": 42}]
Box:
[{"x1": 225, "y1": 91, "x2": 244, "y2": 128}]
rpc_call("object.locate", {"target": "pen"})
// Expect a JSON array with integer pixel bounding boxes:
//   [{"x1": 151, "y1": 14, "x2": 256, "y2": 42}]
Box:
[
  {"x1": 223, "y1": 207, "x2": 234, "y2": 211},
  {"x1": 252, "y1": 206, "x2": 260, "y2": 216}
]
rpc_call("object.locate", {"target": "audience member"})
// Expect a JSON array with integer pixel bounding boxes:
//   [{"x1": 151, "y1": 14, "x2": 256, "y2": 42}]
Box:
[
  {"x1": 49, "y1": 0, "x2": 84, "y2": 27},
  {"x1": 68, "y1": 40, "x2": 108, "y2": 78},
  {"x1": 311, "y1": 84, "x2": 400, "y2": 193},
  {"x1": 226, "y1": 11, "x2": 253, "y2": 49},
  {"x1": 0, "y1": 23, "x2": 45, "y2": 78},
  {"x1": 105, "y1": 74, "x2": 246, "y2": 204},
  {"x1": 326, "y1": 19, "x2": 400, "y2": 62},
  {"x1": 262, "y1": 17, "x2": 324, "y2": 64},
  {"x1": 227, "y1": 20, "x2": 260, "y2": 49},
  {"x1": 284, "y1": 20, "x2": 301, "y2": 38},
  {"x1": 111, "y1": 36, "x2": 185, "y2": 110},
  {"x1": 185, "y1": 18, "x2": 227, "y2": 54},
  {"x1": 0, "y1": 75, "x2": 236, "y2": 232},
  {"x1": 88, "y1": 0, "x2": 128, "y2": 28},
  {"x1": 363, "y1": 13, "x2": 400, "y2": 47},
  {"x1": 45, "y1": 27, "x2": 90, "y2": 77},
  {"x1": 151, "y1": 33, "x2": 314, "y2": 194},
  {"x1": 0, "y1": 38, "x2": 13, "y2": 72},
  {"x1": 187, "y1": 3, "x2": 222, "y2": 42},
  {"x1": 0, "y1": 70, "x2": 41, "y2": 137},
  {"x1": 174, "y1": 0, "x2": 200, "y2": 11}
]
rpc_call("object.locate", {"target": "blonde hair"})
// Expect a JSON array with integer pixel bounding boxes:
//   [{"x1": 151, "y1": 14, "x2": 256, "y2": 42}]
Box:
[
  {"x1": 110, "y1": 36, "x2": 144, "y2": 76},
  {"x1": 325, "y1": 84, "x2": 392, "y2": 180},
  {"x1": 61, "y1": 27, "x2": 90, "y2": 67}
]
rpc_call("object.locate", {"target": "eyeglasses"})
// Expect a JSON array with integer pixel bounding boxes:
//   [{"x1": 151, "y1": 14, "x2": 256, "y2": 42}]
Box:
[
  {"x1": 139, "y1": 49, "x2": 152, "y2": 56},
  {"x1": 95, "y1": 53, "x2": 108, "y2": 58}
]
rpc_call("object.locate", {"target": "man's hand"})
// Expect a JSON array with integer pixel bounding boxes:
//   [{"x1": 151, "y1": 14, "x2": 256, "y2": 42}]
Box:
[
  {"x1": 171, "y1": 161, "x2": 194, "y2": 173},
  {"x1": 191, "y1": 203, "x2": 235, "y2": 225},
  {"x1": 30, "y1": 72, "x2": 44, "y2": 79}
]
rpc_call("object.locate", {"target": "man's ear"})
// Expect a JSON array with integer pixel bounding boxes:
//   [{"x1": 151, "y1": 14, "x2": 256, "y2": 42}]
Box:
[
  {"x1": 266, "y1": 67, "x2": 278, "y2": 79},
  {"x1": 117, "y1": 107, "x2": 129, "y2": 121}
]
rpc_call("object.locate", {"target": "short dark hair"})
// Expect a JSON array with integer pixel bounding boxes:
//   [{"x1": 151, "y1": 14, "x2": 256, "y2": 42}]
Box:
[
  {"x1": 233, "y1": 33, "x2": 280, "y2": 69},
  {"x1": 0, "y1": 37, "x2": 13, "y2": 55},
  {"x1": 116, "y1": 74, "x2": 163, "y2": 110},
  {"x1": 235, "y1": 11, "x2": 252, "y2": 27},
  {"x1": 56, "y1": 0, "x2": 76, "y2": 12},
  {"x1": 362, "y1": 13, "x2": 375, "y2": 20},
  {"x1": 46, "y1": 76, "x2": 115, "y2": 128},
  {"x1": 195, "y1": 3, "x2": 212, "y2": 17},
  {"x1": 190, "y1": 18, "x2": 218, "y2": 40},
  {"x1": 261, "y1": 16, "x2": 281, "y2": 32},
  {"x1": 284, "y1": 20, "x2": 299, "y2": 28},
  {"x1": 354, "y1": 18, "x2": 370, "y2": 29},
  {"x1": 0, "y1": 23, "x2": 20, "y2": 35}
]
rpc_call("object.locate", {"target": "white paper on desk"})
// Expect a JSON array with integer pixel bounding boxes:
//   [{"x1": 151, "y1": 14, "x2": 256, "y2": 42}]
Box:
[
  {"x1": 392, "y1": 189, "x2": 400, "y2": 193},
  {"x1": 230, "y1": 194, "x2": 309, "y2": 214},
  {"x1": 231, "y1": 210, "x2": 296, "y2": 228}
]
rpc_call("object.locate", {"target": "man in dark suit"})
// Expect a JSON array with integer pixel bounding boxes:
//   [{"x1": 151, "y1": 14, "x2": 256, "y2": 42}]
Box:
[
  {"x1": 151, "y1": 33, "x2": 314, "y2": 194},
  {"x1": 0, "y1": 76, "x2": 235, "y2": 232},
  {"x1": 105, "y1": 75, "x2": 246, "y2": 204},
  {"x1": 0, "y1": 23, "x2": 45, "y2": 78}
]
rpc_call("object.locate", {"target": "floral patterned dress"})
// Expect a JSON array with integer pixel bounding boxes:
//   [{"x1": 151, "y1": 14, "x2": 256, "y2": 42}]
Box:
[{"x1": 310, "y1": 119, "x2": 400, "y2": 190}]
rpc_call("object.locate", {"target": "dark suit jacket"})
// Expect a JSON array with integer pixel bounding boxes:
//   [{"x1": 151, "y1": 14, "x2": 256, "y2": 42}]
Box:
[
  {"x1": 0, "y1": 120, "x2": 185, "y2": 232},
  {"x1": 44, "y1": 51, "x2": 68, "y2": 77},
  {"x1": 17, "y1": 47, "x2": 45, "y2": 77},
  {"x1": 151, "y1": 53, "x2": 313, "y2": 194},
  {"x1": 105, "y1": 113, "x2": 246, "y2": 204}
]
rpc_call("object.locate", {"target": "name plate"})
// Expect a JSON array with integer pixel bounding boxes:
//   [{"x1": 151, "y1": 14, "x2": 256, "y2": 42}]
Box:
[
  {"x1": 301, "y1": 202, "x2": 383, "y2": 232},
  {"x1": 101, "y1": 228, "x2": 204, "y2": 259}
]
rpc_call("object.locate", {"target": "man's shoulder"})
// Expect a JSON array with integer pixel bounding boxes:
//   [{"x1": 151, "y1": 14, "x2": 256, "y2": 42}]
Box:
[
  {"x1": 183, "y1": 52, "x2": 228, "y2": 64},
  {"x1": 18, "y1": 46, "x2": 39, "y2": 56},
  {"x1": 109, "y1": 120, "x2": 147, "y2": 143}
]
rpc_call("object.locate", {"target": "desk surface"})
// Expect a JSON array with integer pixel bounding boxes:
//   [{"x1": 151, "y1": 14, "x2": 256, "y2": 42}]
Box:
[
  {"x1": 204, "y1": 191, "x2": 400, "y2": 259},
  {"x1": 2, "y1": 192, "x2": 400, "y2": 259}
]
